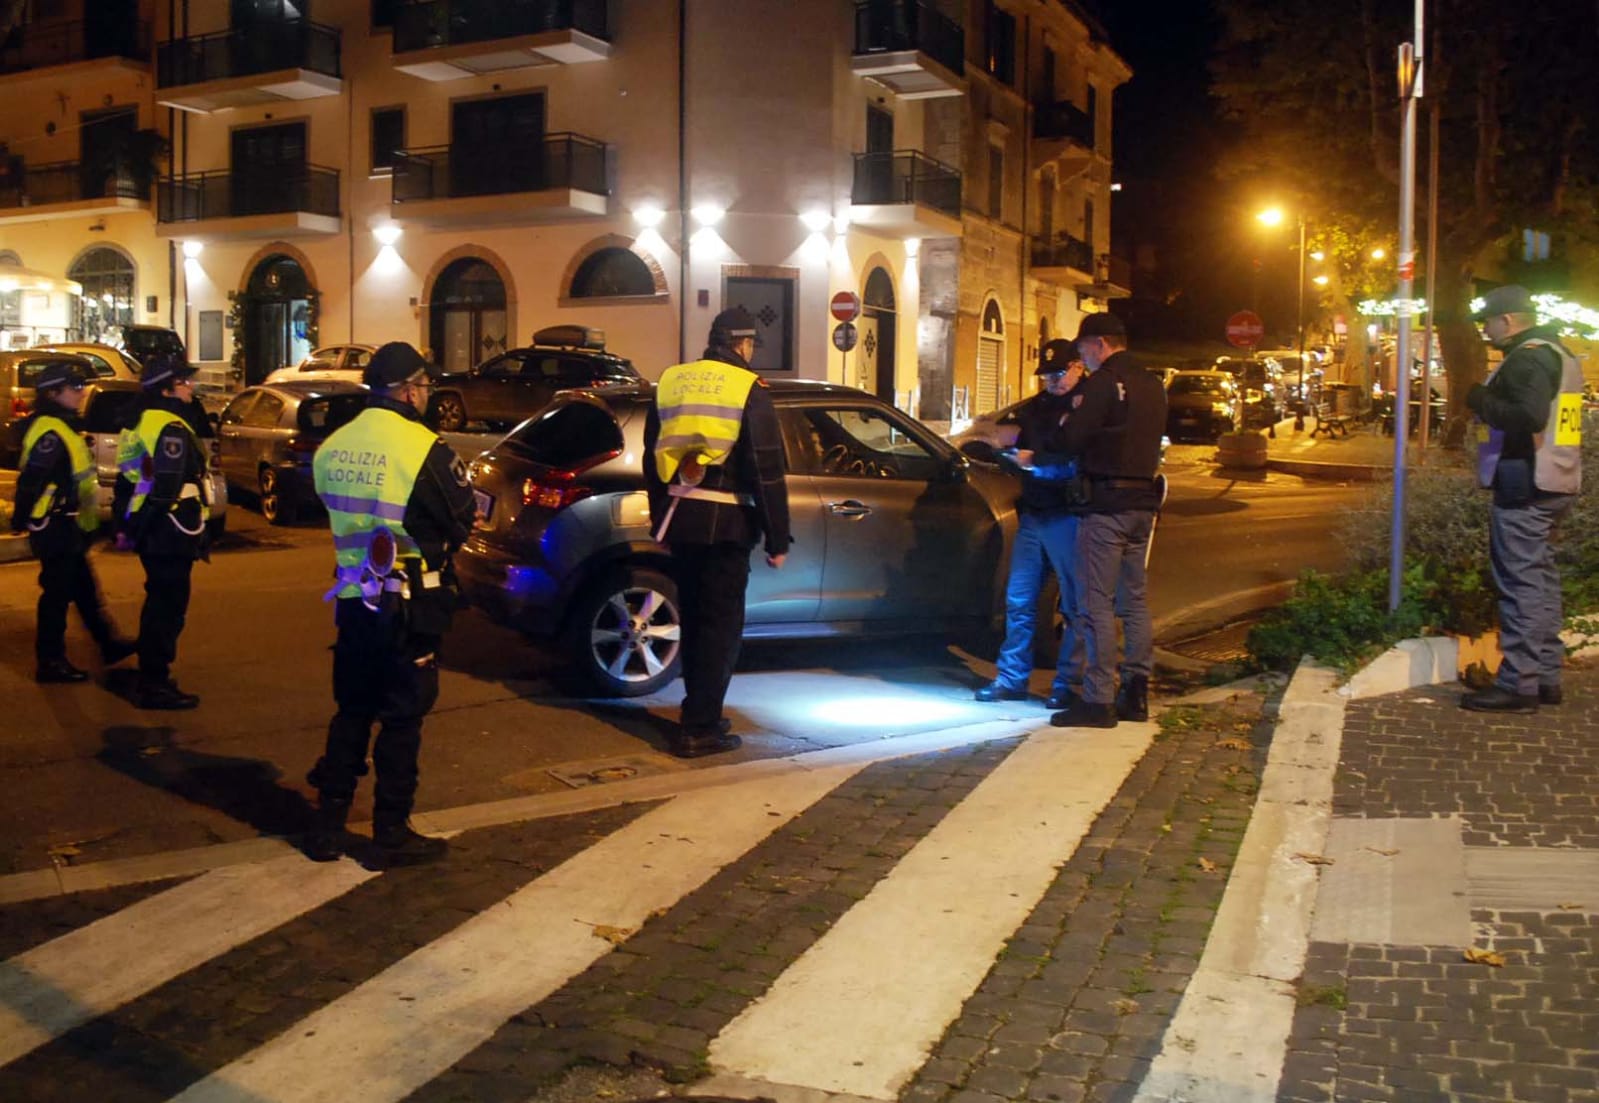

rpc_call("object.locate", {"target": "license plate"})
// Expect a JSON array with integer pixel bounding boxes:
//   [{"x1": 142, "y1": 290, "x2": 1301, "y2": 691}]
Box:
[{"x1": 473, "y1": 489, "x2": 494, "y2": 523}]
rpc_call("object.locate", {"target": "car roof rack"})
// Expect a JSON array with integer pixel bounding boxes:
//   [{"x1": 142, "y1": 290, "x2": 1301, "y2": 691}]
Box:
[{"x1": 532, "y1": 324, "x2": 605, "y2": 351}]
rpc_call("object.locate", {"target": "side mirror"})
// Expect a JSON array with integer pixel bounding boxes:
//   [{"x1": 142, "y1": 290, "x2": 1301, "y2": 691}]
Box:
[{"x1": 945, "y1": 452, "x2": 970, "y2": 483}]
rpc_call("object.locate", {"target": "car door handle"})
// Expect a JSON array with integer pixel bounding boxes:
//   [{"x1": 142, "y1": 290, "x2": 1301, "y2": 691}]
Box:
[{"x1": 827, "y1": 499, "x2": 872, "y2": 517}]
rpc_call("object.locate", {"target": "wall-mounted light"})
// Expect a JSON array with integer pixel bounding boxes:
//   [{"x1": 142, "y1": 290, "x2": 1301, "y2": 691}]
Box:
[
  {"x1": 1110, "y1": 182, "x2": 1123, "y2": 192},
  {"x1": 800, "y1": 209, "x2": 831, "y2": 234},
  {"x1": 633, "y1": 203, "x2": 665, "y2": 228},
  {"x1": 904, "y1": 237, "x2": 921, "y2": 259},
  {"x1": 374, "y1": 224, "x2": 402, "y2": 247},
  {"x1": 833, "y1": 213, "x2": 851, "y2": 235},
  {"x1": 691, "y1": 204, "x2": 724, "y2": 227},
  {"x1": 181, "y1": 240, "x2": 204, "y2": 259}
]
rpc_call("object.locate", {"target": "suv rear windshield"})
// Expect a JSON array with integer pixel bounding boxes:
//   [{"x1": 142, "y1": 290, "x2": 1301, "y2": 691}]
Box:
[
  {"x1": 83, "y1": 388, "x2": 143, "y2": 432},
  {"x1": 503, "y1": 401, "x2": 626, "y2": 467},
  {"x1": 590, "y1": 358, "x2": 640, "y2": 383},
  {"x1": 121, "y1": 328, "x2": 185, "y2": 367},
  {"x1": 298, "y1": 394, "x2": 367, "y2": 434},
  {"x1": 1170, "y1": 375, "x2": 1232, "y2": 396}
]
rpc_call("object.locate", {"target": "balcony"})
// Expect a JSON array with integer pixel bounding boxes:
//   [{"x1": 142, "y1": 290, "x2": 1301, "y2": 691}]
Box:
[
  {"x1": 392, "y1": 0, "x2": 611, "y2": 81},
  {"x1": 0, "y1": 160, "x2": 150, "y2": 225},
  {"x1": 390, "y1": 133, "x2": 608, "y2": 226},
  {"x1": 155, "y1": 166, "x2": 341, "y2": 240},
  {"x1": 1033, "y1": 100, "x2": 1095, "y2": 171},
  {"x1": 157, "y1": 19, "x2": 341, "y2": 113},
  {"x1": 0, "y1": 18, "x2": 150, "y2": 84},
  {"x1": 1030, "y1": 235, "x2": 1094, "y2": 287},
  {"x1": 849, "y1": 151, "x2": 963, "y2": 239},
  {"x1": 851, "y1": 0, "x2": 965, "y2": 100},
  {"x1": 1095, "y1": 253, "x2": 1132, "y2": 299}
]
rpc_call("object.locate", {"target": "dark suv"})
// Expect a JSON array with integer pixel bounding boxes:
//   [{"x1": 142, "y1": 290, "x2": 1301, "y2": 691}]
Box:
[
  {"x1": 458, "y1": 381, "x2": 1034, "y2": 696},
  {"x1": 428, "y1": 325, "x2": 640, "y2": 432}
]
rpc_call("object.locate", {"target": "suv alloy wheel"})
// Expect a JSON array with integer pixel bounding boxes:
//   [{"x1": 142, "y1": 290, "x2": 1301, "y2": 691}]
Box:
[{"x1": 563, "y1": 566, "x2": 683, "y2": 697}]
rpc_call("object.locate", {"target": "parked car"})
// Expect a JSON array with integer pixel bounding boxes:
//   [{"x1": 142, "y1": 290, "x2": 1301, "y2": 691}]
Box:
[
  {"x1": 37, "y1": 342, "x2": 143, "y2": 381},
  {"x1": 263, "y1": 344, "x2": 377, "y2": 386},
  {"x1": 1165, "y1": 370, "x2": 1241, "y2": 442},
  {"x1": 429, "y1": 325, "x2": 641, "y2": 432},
  {"x1": 458, "y1": 381, "x2": 1034, "y2": 697},
  {"x1": 214, "y1": 380, "x2": 368, "y2": 524},
  {"x1": 78, "y1": 379, "x2": 229, "y2": 540},
  {"x1": 949, "y1": 400, "x2": 1024, "y2": 462},
  {"x1": 2, "y1": 349, "x2": 99, "y2": 467},
  {"x1": 106, "y1": 324, "x2": 186, "y2": 372},
  {"x1": 1214, "y1": 356, "x2": 1284, "y2": 427}
]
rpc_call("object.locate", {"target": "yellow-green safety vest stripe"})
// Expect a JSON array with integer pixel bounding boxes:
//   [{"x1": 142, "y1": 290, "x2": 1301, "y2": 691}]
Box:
[
  {"x1": 121, "y1": 408, "x2": 207, "y2": 521},
  {"x1": 654, "y1": 359, "x2": 757, "y2": 482},
  {"x1": 313, "y1": 407, "x2": 438, "y2": 599},
  {"x1": 20, "y1": 415, "x2": 99, "y2": 532}
]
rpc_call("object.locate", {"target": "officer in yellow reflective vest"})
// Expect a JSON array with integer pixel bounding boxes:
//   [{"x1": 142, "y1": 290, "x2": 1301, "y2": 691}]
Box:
[
  {"x1": 9, "y1": 359, "x2": 136, "y2": 683},
  {"x1": 114, "y1": 352, "x2": 210, "y2": 710},
  {"x1": 303, "y1": 342, "x2": 476, "y2": 865},
  {"x1": 644, "y1": 307, "x2": 791, "y2": 758}
]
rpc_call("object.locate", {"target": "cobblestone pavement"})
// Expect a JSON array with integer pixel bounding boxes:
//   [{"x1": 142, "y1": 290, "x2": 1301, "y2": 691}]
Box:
[{"x1": 1278, "y1": 662, "x2": 1599, "y2": 1103}]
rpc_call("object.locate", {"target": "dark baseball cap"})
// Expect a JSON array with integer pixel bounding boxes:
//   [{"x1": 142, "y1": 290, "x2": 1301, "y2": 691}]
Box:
[
  {"x1": 1037, "y1": 339, "x2": 1078, "y2": 374},
  {"x1": 1073, "y1": 312, "x2": 1127, "y2": 341},
  {"x1": 33, "y1": 358, "x2": 87, "y2": 392},
  {"x1": 363, "y1": 342, "x2": 434, "y2": 389},
  {"x1": 140, "y1": 351, "x2": 198, "y2": 390},
  {"x1": 710, "y1": 307, "x2": 759, "y2": 343},
  {"x1": 1472, "y1": 284, "x2": 1536, "y2": 321}
]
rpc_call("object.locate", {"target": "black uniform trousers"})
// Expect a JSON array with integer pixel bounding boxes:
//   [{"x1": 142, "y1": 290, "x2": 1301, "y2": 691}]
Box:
[
  {"x1": 138, "y1": 554, "x2": 193, "y2": 684},
  {"x1": 670, "y1": 541, "x2": 752, "y2": 733},
  {"x1": 312, "y1": 596, "x2": 440, "y2": 826},
  {"x1": 32, "y1": 540, "x2": 117, "y2": 665}
]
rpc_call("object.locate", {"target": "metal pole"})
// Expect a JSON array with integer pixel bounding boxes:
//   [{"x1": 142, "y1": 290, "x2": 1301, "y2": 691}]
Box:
[
  {"x1": 1418, "y1": 87, "x2": 1440, "y2": 461},
  {"x1": 1388, "y1": 4, "x2": 1422, "y2": 612},
  {"x1": 1294, "y1": 216, "x2": 1306, "y2": 430}
]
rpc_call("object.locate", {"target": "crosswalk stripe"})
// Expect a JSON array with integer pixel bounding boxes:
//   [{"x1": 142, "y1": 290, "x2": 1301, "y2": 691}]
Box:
[
  {"x1": 0, "y1": 853, "x2": 376, "y2": 1067},
  {"x1": 170, "y1": 762, "x2": 865, "y2": 1103},
  {"x1": 706, "y1": 725, "x2": 1154, "y2": 1100}
]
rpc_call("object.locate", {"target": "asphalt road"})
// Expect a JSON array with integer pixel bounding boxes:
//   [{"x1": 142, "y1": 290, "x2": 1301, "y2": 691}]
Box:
[{"x1": 0, "y1": 440, "x2": 1368, "y2": 874}]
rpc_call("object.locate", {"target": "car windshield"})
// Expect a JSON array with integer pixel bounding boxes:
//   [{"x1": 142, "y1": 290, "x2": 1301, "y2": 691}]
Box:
[
  {"x1": 122, "y1": 328, "x2": 185, "y2": 365},
  {"x1": 1170, "y1": 376, "x2": 1231, "y2": 396},
  {"x1": 83, "y1": 389, "x2": 142, "y2": 432},
  {"x1": 503, "y1": 401, "x2": 626, "y2": 467},
  {"x1": 590, "y1": 358, "x2": 640, "y2": 382},
  {"x1": 297, "y1": 394, "x2": 367, "y2": 434}
]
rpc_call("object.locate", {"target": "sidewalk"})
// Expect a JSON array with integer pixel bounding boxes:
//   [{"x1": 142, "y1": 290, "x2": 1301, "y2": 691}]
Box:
[{"x1": 1251, "y1": 415, "x2": 1456, "y2": 481}]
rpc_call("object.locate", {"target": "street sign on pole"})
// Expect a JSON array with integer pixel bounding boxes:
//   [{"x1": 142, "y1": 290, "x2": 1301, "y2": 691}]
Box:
[
  {"x1": 832, "y1": 321, "x2": 858, "y2": 352},
  {"x1": 830, "y1": 291, "x2": 862, "y2": 323},
  {"x1": 1225, "y1": 310, "x2": 1265, "y2": 348}
]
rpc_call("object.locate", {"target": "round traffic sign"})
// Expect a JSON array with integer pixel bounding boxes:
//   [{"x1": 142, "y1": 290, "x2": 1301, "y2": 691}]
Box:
[
  {"x1": 830, "y1": 291, "x2": 862, "y2": 323},
  {"x1": 1226, "y1": 309, "x2": 1265, "y2": 348},
  {"x1": 832, "y1": 321, "x2": 858, "y2": 352}
]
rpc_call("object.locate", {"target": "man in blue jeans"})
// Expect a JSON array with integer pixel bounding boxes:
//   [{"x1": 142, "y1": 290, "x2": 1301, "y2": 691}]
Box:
[{"x1": 974, "y1": 339, "x2": 1087, "y2": 708}]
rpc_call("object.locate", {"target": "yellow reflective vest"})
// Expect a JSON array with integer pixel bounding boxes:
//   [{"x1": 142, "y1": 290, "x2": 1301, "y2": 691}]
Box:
[
  {"x1": 653, "y1": 358, "x2": 758, "y2": 483},
  {"x1": 20, "y1": 415, "x2": 99, "y2": 533},
  {"x1": 117, "y1": 408, "x2": 208, "y2": 524},
  {"x1": 313, "y1": 406, "x2": 438, "y2": 599}
]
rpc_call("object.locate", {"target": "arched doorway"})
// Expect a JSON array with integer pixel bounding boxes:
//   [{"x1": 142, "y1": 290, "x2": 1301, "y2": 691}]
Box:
[
  {"x1": 429, "y1": 257, "x2": 507, "y2": 372},
  {"x1": 861, "y1": 266, "x2": 897, "y2": 404},
  {"x1": 241, "y1": 254, "x2": 312, "y2": 384},
  {"x1": 69, "y1": 246, "x2": 136, "y2": 343},
  {"x1": 977, "y1": 299, "x2": 1005, "y2": 413}
]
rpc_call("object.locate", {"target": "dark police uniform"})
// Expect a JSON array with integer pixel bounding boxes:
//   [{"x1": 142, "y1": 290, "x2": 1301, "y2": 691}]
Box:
[
  {"x1": 644, "y1": 308, "x2": 791, "y2": 758},
  {"x1": 10, "y1": 361, "x2": 135, "y2": 682},
  {"x1": 305, "y1": 341, "x2": 476, "y2": 864},
  {"x1": 1044, "y1": 316, "x2": 1166, "y2": 728},
  {"x1": 115, "y1": 354, "x2": 210, "y2": 710}
]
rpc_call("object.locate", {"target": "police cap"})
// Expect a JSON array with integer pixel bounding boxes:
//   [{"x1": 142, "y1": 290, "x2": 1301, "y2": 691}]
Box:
[
  {"x1": 140, "y1": 351, "x2": 198, "y2": 391},
  {"x1": 32, "y1": 358, "x2": 87, "y2": 393},
  {"x1": 1472, "y1": 284, "x2": 1536, "y2": 321},
  {"x1": 1072, "y1": 311, "x2": 1127, "y2": 342},
  {"x1": 709, "y1": 307, "x2": 759, "y2": 347},
  {"x1": 1037, "y1": 339, "x2": 1078, "y2": 374},
  {"x1": 363, "y1": 341, "x2": 434, "y2": 389}
]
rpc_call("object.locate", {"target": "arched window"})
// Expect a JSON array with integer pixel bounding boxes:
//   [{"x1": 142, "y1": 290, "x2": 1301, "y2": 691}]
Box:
[
  {"x1": 69, "y1": 246, "x2": 135, "y2": 342},
  {"x1": 863, "y1": 266, "x2": 896, "y2": 311},
  {"x1": 569, "y1": 247, "x2": 656, "y2": 298},
  {"x1": 430, "y1": 257, "x2": 508, "y2": 372}
]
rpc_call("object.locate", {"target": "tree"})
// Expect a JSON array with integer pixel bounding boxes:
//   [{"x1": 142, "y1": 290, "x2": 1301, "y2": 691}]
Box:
[
  {"x1": 0, "y1": 0, "x2": 24, "y2": 41},
  {"x1": 1211, "y1": 0, "x2": 1599, "y2": 444}
]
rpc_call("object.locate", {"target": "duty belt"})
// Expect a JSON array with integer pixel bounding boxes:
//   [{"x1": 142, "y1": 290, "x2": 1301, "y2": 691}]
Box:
[
  {"x1": 654, "y1": 482, "x2": 755, "y2": 542},
  {"x1": 1092, "y1": 476, "x2": 1155, "y2": 489}
]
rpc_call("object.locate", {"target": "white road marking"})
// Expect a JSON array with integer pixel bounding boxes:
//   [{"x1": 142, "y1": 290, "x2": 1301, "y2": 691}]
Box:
[
  {"x1": 707, "y1": 725, "x2": 1154, "y2": 1100},
  {"x1": 0, "y1": 854, "x2": 376, "y2": 1066},
  {"x1": 171, "y1": 763, "x2": 864, "y2": 1103}
]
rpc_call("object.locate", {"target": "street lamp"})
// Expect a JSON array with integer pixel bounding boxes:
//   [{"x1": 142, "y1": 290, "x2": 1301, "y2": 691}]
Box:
[{"x1": 1256, "y1": 206, "x2": 1308, "y2": 429}]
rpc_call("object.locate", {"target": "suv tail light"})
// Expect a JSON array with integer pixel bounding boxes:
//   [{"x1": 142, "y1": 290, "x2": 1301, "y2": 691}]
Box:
[
  {"x1": 285, "y1": 434, "x2": 318, "y2": 458},
  {"x1": 520, "y1": 448, "x2": 620, "y2": 511},
  {"x1": 10, "y1": 397, "x2": 27, "y2": 418}
]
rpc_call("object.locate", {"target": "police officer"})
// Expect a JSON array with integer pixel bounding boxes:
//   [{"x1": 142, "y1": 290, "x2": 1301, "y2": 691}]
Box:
[
  {"x1": 303, "y1": 342, "x2": 476, "y2": 864},
  {"x1": 10, "y1": 359, "x2": 137, "y2": 682},
  {"x1": 1044, "y1": 312, "x2": 1166, "y2": 729},
  {"x1": 975, "y1": 338, "x2": 1087, "y2": 708},
  {"x1": 1462, "y1": 285, "x2": 1584, "y2": 712},
  {"x1": 116, "y1": 352, "x2": 210, "y2": 710},
  {"x1": 644, "y1": 307, "x2": 791, "y2": 758}
]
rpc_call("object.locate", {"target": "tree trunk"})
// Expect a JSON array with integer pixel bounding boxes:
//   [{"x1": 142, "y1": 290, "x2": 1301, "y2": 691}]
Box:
[
  {"x1": 1431, "y1": 244, "x2": 1487, "y2": 449},
  {"x1": 1334, "y1": 293, "x2": 1369, "y2": 392}
]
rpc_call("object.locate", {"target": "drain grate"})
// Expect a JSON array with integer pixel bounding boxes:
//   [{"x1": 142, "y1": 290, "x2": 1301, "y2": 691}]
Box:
[
  {"x1": 1165, "y1": 617, "x2": 1258, "y2": 663},
  {"x1": 544, "y1": 753, "x2": 682, "y2": 789}
]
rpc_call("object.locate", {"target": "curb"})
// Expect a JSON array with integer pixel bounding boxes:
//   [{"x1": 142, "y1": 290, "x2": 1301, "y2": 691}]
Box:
[
  {"x1": 1263, "y1": 457, "x2": 1387, "y2": 481},
  {"x1": 0, "y1": 533, "x2": 32, "y2": 564}
]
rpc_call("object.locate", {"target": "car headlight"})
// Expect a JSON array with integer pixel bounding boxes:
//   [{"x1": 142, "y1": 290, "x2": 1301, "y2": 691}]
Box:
[{"x1": 1212, "y1": 402, "x2": 1234, "y2": 416}]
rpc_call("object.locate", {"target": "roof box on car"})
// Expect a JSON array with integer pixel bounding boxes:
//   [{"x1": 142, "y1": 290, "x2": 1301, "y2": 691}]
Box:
[{"x1": 533, "y1": 325, "x2": 605, "y2": 351}]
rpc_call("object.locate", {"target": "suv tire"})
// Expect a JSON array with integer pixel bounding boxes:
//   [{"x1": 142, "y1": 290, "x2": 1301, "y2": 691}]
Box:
[
  {"x1": 564, "y1": 566, "x2": 683, "y2": 697},
  {"x1": 430, "y1": 392, "x2": 467, "y2": 432}
]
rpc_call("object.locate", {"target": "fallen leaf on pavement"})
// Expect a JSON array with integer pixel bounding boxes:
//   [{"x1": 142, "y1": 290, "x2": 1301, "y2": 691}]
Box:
[
  {"x1": 1197, "y1": 857, "x2": 1218, "y2": 873},
  {"x1": 1462, "y1": 947, "x2": 1505, "y2": 967},
  {"x1": 1214, "y1": 738, "x2": 1251, "y2": 751},
  {"x1": 1294, "y1": 852, "x2": 1336, "y2": 866},
  {"x1": 590, "y1": 924, "x2": 634, "y2": 945},
  {"x1": 1557, "y1": 902, "x2": 1583, "y2": 911},
  {"x1": 1113, "y1": 998, "x2": 1140, "y2": 1015}
]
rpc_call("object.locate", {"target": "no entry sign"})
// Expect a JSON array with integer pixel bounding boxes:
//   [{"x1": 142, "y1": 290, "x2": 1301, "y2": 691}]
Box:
[
  {"x1": 1226, "y1": 310, "x2": 1265, "y2": 348},
  {"x1": 830, "y1": 291, "x2": 862, "y2": 323}
]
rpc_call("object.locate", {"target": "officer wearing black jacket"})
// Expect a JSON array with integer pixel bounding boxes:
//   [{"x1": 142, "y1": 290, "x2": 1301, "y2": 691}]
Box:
[
  {"x1": 1043, "y1": 312, "x2": 1166, "y2": 729},
  {"x1": 10, "y1": 360, "x2": 136, "y2": 683},
  {"x1": 644, "y1": 308, "x2": 791, "y2": 758}
]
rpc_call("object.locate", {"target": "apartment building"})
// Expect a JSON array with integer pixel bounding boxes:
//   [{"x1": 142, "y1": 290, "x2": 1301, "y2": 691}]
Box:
[{"x1": 0, "y1": 0, "x2": 1128, "y2": 421}]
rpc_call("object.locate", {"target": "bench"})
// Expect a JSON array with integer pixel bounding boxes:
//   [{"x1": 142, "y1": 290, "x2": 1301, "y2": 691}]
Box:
[{"x1": 1310, "y1": 401, "x2": 1351, "y2": 438}]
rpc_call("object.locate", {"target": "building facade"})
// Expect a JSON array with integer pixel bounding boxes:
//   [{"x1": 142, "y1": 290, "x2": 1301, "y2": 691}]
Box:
[{"x1": 0, "y1": 0, "x2": 1128, "y2": 422}]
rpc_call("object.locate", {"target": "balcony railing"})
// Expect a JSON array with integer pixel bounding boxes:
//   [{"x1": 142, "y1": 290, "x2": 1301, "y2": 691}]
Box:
[
  {"x1": 157, "y1": 18, "x2": 340, "y2": 87},
  {"x1": 851, "y1": 150, "x2": 961, "y2": 219},
  {"x1": 1100, "y1": 253, "x2": 1132, "y2": 291},
  {"x1": 391, "y1": 133, "x2": 607, "y2": 202},
  {"x1": 1034, "y1": 100, "x2": 1094, "y2": 148},
  {"x1": 157, "y1": 165, "x2": 340, "y2": 222},
  {"x1": 853, "y1": 0, "x2": 963, "y2": 76},
  {"x1": 1031, "y1": 235, "x2": 1094, "y2": 273},
  {"x1": 0, "y1": 18, "x2": 150, "y2": 74},
  {"x1": 0, "y1": 160, "x2": 146, "y2": 209},
  {"x1": 393, "y1": 0, "x2": 609, "y2": 53}
]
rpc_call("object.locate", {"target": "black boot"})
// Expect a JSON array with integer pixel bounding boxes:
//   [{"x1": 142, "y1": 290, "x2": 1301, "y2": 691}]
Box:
[
  {"x1": 302, "y1": 798, "x2": 351, "y2": 863},
  {"x1": 1460, "y1": 685, "x2": 1538, "y2": 713},
  {"x1": 1049, "y1": 700, "x2": 1119, "y2": 729},
  {"x1": 373, "y1": 819, "x2": 448, "y2": 866},
  {"x1": 101, "y1": 637, "x2": 139, "y2": 666},
  {"x1": 1115, "y1": 675, "x2": 1149, "y2": 722},
  {"x1": 136, "y1": 679, "x2": 200, "y2": 710},
  {"x1": 36, "y1": 658, "x2": 90, "y2": 684}
]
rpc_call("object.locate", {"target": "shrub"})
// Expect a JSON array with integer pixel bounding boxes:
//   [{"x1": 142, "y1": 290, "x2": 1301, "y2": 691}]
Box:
[{"x1": 1246, "y1": 564, "x2": 1437, "y2": 674}]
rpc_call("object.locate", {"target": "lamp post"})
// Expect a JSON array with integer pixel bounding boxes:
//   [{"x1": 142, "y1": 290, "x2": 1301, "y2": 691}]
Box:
[{"x1": 1256, "y1": 207, "x2": 1308, "y2": 429}]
